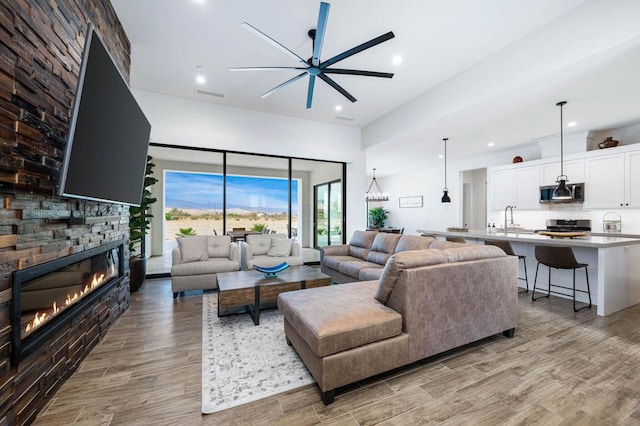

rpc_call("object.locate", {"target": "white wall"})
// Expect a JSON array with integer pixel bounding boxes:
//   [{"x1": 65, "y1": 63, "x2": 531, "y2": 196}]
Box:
[{"x1": 133, "y1": 90, "x2": 367, "y2": 245}]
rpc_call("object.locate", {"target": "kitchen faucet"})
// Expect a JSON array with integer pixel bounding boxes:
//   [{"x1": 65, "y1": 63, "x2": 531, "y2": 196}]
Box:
[{"x1": 504, "y1": 205, "x2": 515, "y2": 233}]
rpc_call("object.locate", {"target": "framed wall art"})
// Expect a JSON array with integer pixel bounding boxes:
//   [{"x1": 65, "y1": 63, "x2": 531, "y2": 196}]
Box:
[{"x1": 399, "y1": 196, "x2": 423, "y2": 208}]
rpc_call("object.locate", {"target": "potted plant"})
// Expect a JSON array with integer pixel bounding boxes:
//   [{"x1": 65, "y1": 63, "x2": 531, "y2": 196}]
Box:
[
  {"x1": 175, "y1": 227, "x2": 196, "y2": 238},
  {"x1": 368, "y1": 207, "x2": 388, "y2": 229},
  {"x1": 129, "y1": 155, "x2": 158, "y2": 292}
]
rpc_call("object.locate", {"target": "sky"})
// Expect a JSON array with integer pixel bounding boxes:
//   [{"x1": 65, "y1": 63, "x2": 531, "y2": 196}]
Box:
[{"x1": 165, "y1": 171, "x2": 298, "y2": 213}]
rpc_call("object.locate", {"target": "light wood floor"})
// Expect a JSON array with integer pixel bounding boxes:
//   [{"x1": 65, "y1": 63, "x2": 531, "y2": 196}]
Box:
[{"x1": 34, "y1": 279, "x2": 640, "y2": 425}]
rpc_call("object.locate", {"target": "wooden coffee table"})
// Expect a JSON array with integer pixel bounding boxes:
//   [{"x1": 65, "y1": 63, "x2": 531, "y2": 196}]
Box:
[{"x1": 217, "y1": 265, "x2": 331, "y2": 325}]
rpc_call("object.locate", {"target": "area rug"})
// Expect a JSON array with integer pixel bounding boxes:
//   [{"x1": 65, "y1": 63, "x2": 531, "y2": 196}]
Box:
[{"x1": 201, "y1": 293, "x2": 314, "y2": 414}]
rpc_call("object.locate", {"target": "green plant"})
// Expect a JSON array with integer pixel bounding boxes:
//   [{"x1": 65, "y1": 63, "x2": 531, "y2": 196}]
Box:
[
  {"x1": 129, "y1": 156, "x2": 158, "y2": 257},
  {"x1": 368, "y1": 207, "x2": 388, "y2": 228},
  {"x1": 252, "y1": 223, "x2": 267, "y2": 232},
  {"x1": 175, "y1": 227, "x2": 197, "y2": 238}
]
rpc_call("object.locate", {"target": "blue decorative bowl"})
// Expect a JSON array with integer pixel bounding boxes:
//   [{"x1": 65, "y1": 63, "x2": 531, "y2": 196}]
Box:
[{"x1": 254, "y1": 262, "x2": 290, "y2": 278}]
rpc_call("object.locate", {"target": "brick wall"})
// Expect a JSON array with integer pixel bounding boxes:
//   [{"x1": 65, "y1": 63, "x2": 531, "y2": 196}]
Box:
[{"x1": 0, "y1": 2, "x2": 132, "y2": 424}]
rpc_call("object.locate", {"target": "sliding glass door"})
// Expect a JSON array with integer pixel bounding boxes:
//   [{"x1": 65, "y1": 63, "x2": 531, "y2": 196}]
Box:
[
  {"x1": 146, "y1": 144, "x2": 344, "y2": 274},
  {"x1": 314, "y1": 179, "x2": 342, "y2": 248}
]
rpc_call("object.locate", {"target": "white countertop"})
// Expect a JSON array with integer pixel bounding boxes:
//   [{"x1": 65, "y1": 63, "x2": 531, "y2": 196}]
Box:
[{"x1": 416, "y1": 228, "x2": 640, "y2": 248}]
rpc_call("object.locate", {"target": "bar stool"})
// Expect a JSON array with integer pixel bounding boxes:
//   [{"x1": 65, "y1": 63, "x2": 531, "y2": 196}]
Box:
[
  {"x1": 532, "y1": 245, "x2": 592, "y2": 312},
  {"x1": 446, "y1": 236, "x2": 466, "y2": 243},
  {"x1": 484, "y1": 240, "x2": 528, "y2": 293}
]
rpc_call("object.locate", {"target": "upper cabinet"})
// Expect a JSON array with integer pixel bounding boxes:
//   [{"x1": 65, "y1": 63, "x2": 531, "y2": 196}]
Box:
[
  {"x1": 584, "y1": 151, "x2": 640, "y2": 209},
  {"x1": 541, "y1": 159, "x2": 585, "y2": 186},
  {"x1": 514, "y1": 166, "x2": 541, "y2": 210},
  {"x1": 489, "y1": 165, "x2": 540, "y2": 210},
  {"x1": 488, "y1": 144, "x2": 640, "y2": 212},
  {"x1": 489, "y1": 169, "x2": 515, "y2": 210},
  {"x1": 626, "y1": 151, "x2": 640, "y2": 208}
]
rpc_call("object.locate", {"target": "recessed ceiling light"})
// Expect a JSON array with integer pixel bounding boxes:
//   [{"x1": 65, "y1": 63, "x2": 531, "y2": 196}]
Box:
[
  {"x1": 567, "y1": 121, "x2": 577, "y2": 127},
  {"x1": 195, "y1": 66, "x2": 206, "y2": 84},
  {"x1": 335, "y1": 105, "x2": 342, "y2": 111},
  {"x1": 488, "y1": 142, "x2": 495, "y2": 147},
  {"x1": 392, "y1": 55, "x2": 403, "y2": 65},
  {"x1": 438, "y1": 154, "x2": 444, "y2": 159}
]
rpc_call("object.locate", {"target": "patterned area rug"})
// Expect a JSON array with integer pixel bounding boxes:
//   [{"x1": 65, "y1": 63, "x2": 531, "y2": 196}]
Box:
[{"x1": 201, "y1": 292, "x2": 314, "y2": 414}]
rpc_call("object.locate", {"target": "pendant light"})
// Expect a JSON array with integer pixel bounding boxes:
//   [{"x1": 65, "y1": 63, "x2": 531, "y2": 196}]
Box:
[
  {"x1": 365, "y1": 168, "x2": 388, "y2": 201},
  {"x1": 441, "y1": 138, "x2": 451, "y2": 203},
  {"x1": 552, "y1": 101, "x2": 572, "y2": 200}
]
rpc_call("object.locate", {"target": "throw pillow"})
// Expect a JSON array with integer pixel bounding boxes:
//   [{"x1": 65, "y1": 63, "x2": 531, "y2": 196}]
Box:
[
  {"x1": 267, "y1": 238, "x2": 293, "y2": 257},
  {"x1": 177, "y1": 236, "x2": 209, "y2": 263}
]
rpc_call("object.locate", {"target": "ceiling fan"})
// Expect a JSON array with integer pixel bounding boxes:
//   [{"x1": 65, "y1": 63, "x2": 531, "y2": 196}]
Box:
[{"x1": 230, "y1": 1, "x2": 395, "y2": 109}]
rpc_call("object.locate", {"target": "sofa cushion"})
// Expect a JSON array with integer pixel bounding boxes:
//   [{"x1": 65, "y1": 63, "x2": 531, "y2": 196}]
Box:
[
  {"x1": 339, "y1": 260, "x2": 382, "y2": 278},
  {"x1": 394, "y1": 235, "x2": 434, "y2": 253},
  {"x1": 367, "y1": 233, "x2": 401, "y2": 265},
  {"x1": 177, "y1": 236, "x2": 209, "y2": 263},
  {"x1": 278, "y1": 281, "x2": 402, "y2": 357},
  {"x1": 375, "y1": 249, "x2": 449, "y2": 304},
  {"x1": 347, "y1": 230, "x2": 377, "y2": 260},
  {"x1": 206, "y1": 235, "x2": 231, "y2": 258},
  {"x1": 322, "y1": 255, "x2": 358, "y2": 271},
  {"x1": 245, "y1": 234, "x2": 272, "y2": 256},
  {"x1": 444, "y1": 245, "x2": 506, "y2": 263},
  {"x1": 359, "y1": 268, "x2": 385, "y2": 281},
  {"x1": 267, "y1": 238, "x2": 293, "y2": 257},
  {"x1": 171, "y1": 258, "x2": 239, "y2": 276}
]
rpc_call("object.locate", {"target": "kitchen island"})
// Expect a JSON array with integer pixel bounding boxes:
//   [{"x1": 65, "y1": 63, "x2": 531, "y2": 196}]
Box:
[{"x1": 417, "y1": 228, "x2": 640, "y2": 316}]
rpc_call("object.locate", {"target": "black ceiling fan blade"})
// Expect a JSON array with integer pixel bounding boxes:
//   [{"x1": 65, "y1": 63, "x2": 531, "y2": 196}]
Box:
[
  {"x1": 306, "y1": 75, "x2": 316, "y2": 109},
  {"x1": 241, "y1": 22, "x2": 307, "y2": 66},
  {"x1": 260, "y1": 72, "x2": 307, "y2": 98},
  {"x1": 323, "y1": 68, "x2": 394, "y2": 78},
  {"x1": 321, "y1": 31, "x2": 395, "y2": 69},
  {"x1": 230, "y1": 66, "x2": 307, "y2": 71},
  {"x1": 318, "y1": 73, "x2": 356, "y2": 103},
  {"x1": 312, "y1": 2, "x2": 330, "y2": 67}
]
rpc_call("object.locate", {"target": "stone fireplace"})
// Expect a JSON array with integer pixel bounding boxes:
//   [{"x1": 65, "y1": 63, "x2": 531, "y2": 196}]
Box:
[
  {"x1": 0, "y1": 1, "x2": 133, "y2": 424},
  {"x1": 11, "y1": 241, "x2": 125, "y2": 367}
]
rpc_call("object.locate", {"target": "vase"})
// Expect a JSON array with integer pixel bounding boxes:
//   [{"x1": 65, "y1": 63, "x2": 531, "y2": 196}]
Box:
[
  {"x1": 598, "y1": 136, "x2": 619, "y2": 149},
  {"x1": 129, "y1": 257, "x2": 146, "y2": 292}
]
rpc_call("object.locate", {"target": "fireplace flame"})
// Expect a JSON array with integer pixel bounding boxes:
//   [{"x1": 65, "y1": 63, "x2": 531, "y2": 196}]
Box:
[{"x1": 23, "y1": 263, "x2": 117, "y2": 336}]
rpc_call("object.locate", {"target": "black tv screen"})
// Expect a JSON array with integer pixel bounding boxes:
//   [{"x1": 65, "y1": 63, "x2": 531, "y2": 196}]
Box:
[{"x1": 58, "y1": 25, "x2": 151, "y2": 206}]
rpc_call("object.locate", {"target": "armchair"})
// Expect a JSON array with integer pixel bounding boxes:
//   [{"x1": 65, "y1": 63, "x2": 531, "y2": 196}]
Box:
[{"x1": 170, "y1": 235, "x2": 240, "y2": 297}]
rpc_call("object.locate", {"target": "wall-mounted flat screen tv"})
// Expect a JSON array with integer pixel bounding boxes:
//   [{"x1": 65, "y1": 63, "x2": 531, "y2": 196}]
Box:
[{"x1": 57, "y1": 24, "x2": 151, "y2": 206}]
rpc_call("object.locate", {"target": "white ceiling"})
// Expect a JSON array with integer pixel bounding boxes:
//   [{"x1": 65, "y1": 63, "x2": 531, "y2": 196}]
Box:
[{"x1": 111, "y1": 0, "x2": 640, "y2": 175}]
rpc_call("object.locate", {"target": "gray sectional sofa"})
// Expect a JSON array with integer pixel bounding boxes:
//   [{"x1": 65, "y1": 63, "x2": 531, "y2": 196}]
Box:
[
  {"x1": 320, "y1": 230, "x2": 436, "y2": 282},
  {"x1": 278, "y1": 243, "x2": 518, "y2": 404}
]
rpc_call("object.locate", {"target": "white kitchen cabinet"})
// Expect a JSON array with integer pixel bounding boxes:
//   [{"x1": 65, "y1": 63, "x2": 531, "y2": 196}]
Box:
[
  {"x1": 541, "y1": 159, "x2": 585, "y2": 186},
  {"x1": 489, "y1": 165, "x2": 540, "y2": 210},
  {"x1": 584, "y1": 153, "x2": 625, "y2": 208},
  {"x1": 514, "y1": 166, "x2": 541, "y2": 210},
  {"x1": 489, "y1": 169, "x2": 514, "y2": 210},
  {"x1": 625, "y1": 151, "x2": 640, "y2": 208}
]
